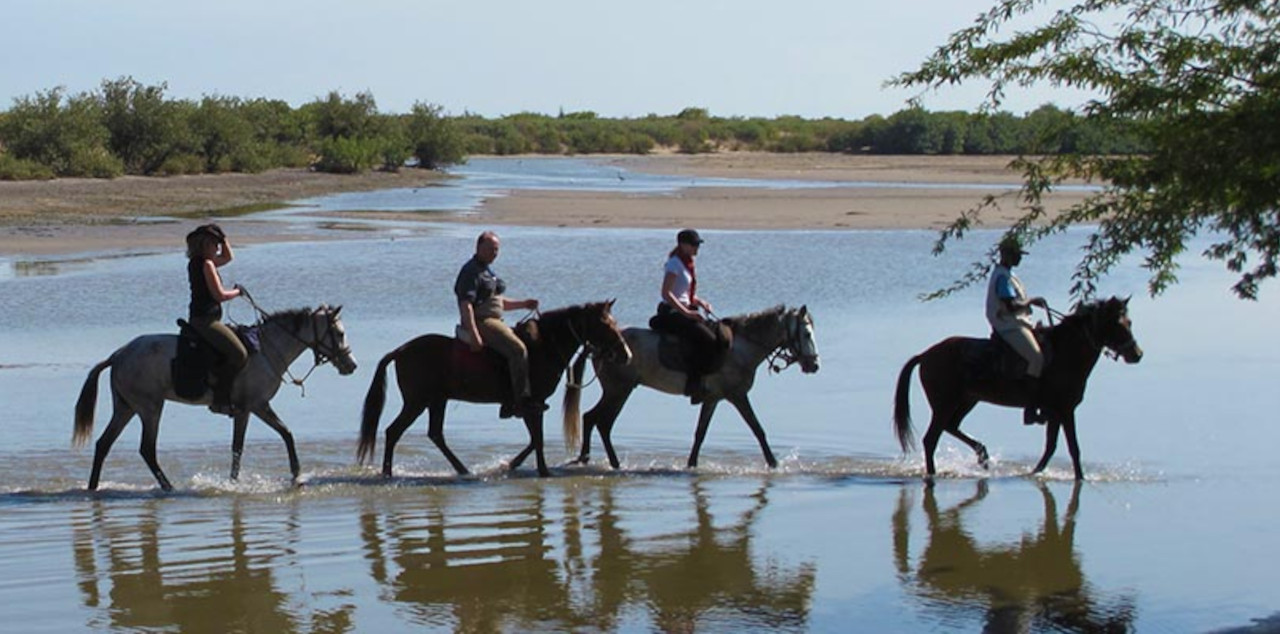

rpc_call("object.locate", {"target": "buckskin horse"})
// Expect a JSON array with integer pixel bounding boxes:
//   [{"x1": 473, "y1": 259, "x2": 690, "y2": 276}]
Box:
[
  {"x1": 358, "y1": 301, "x2": 632, "y2": 478},
  {"x1": 73, "y1": 305, "x2": 358, "y2": 491},
  {"x1": 893, "y1": 297, "x2": 1142, "y2": 480},
  {"x1": 566, "y1": 304, "x2": 820, "y2": 469}
]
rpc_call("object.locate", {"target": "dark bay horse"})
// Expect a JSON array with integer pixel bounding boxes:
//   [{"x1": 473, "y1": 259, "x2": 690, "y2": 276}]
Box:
[
  {"x1": 566, "y1": 304, "x2": 820, "y2": 470},
  {"x1": 358, "y1": 301, "x2": 632, "y2": 478},
  {"x1": 893, "y1": 297, "x2": 1142, "y2": 480},
  {"x1": 73, "y1": 306, "x2": 358, "y2": 491}
]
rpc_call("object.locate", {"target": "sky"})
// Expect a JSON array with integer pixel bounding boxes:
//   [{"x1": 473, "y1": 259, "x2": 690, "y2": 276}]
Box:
[{"x1": 2, "y1": 0, "x2": 1090, "y2": 119}]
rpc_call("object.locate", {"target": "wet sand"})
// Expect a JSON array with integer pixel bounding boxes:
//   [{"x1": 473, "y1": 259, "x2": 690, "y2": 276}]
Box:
[{"x1": 0, "y1": 154, "x2": 1095, "y2": 255}]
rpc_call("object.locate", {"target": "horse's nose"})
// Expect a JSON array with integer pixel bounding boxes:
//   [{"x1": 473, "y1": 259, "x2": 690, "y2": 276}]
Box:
[{"x1": 1128, "y1": 346, "x2": 1143, "y2": 363}]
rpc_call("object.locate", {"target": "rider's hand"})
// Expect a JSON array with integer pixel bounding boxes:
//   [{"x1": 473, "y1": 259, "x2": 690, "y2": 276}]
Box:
[
  {"x1": 526, "y1": 298, "x2": 540, "y2": 311},
  {"x1": 1030, "y1": 297, "x2": 1048, "y2": 308}
]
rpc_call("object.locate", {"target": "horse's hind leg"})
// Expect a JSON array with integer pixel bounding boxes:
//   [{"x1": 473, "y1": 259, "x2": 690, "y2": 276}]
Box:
[
  {"x1": 251, "y1": 403, "x2": 301, "y2": 482},
  {"x1": 381, "y1": 399, "x2": 428, "y2": 478},
  {"x1": 426, "y1": 402, "x2": 469, "y2": 475},
  {"x1": 88, "y1": 393, "x2": 136, "y2": 491},
  {"x1": 579, "y1": 386, "x2": 634, "y2": 469},
  {"x1": 1032, "y1": 419, "x2": 1061, "y2": 475},
  {"x1": 921, "y1": 401, "x2": 977, "y2": 478},
  {"x1": 942, "y1": 402, "x2": 986, "y2": 469},
  {"x1": 136, "y1": 404, "x2": 173, "y2": 491}
]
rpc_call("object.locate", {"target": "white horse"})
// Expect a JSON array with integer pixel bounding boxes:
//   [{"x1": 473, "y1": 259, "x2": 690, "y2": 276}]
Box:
[
  {"x1": 565, "y1": 304, "x2": 820, "y2": 469},
  {"x1": 73, "y1": 305, "x2": 357, "y2": 491}
]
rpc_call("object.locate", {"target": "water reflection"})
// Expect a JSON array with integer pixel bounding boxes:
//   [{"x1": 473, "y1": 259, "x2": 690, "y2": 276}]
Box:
[
  {"x1": 70, "y1": 498, "x2": 347, "y2": 633},
  {"x1": 893, "y1": 481, "x2": 1136, "y2": 633},
  {"x1": 360, "y1": 478, "x2": 816, "y2": 631}
]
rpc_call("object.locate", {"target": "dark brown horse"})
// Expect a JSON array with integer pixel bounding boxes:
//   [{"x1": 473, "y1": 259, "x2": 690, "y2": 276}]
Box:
[
  {"x1": 358, "y1": 301, "x2": 632, "y2": 477},
  {"x1": 894, "y1": 297, "x2": 1142, "y2": 480}
]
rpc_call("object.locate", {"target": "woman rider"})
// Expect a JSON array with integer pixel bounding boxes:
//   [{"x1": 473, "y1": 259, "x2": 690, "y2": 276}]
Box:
[
  {"x1": 186, "y1": 224, "x2": 245, "y2": 416},
  {"x1": 649, "y1": 229, "x2": 718, "y2": 404},
  {"x1": 455, "y1": 231, "x2": 542, "y2": 418}
]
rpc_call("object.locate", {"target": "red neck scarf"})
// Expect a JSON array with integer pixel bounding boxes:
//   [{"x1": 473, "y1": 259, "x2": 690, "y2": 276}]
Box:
[{"x1": 678, "y1": 253, "x2": 697, "y2": 303}]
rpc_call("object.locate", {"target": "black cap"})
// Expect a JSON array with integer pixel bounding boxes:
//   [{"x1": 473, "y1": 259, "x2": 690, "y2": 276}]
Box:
[
  {"x1": 677, "y1": 229, "x2": 704, "y2": 245},
  {"x1": 998, "y1": 235, "x2": 1028, "y2": 255}
]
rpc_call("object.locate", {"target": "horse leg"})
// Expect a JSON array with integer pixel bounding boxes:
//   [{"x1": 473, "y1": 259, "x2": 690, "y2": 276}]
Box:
[
  {"x1": 231, "y1": 412, "x2": 249, "y2": 481},
  {"x1": 514, "y1": 411, "x2": 549, "y2": 477},
  {"x1": 381, "y1": 399, "x2": 428, "y2": 478},
  {"x1": 942, "y1": 401, "x2": 984, "y2": 468},
  {"x1": 579, "y1": 386, "x2": 634, "y2": 469},
  {"x1": 88, "y1": 393, "x2": 136, "y2": 491},
  {"x1": 426, "y1": 401, "x2": 469, "y2": 476},
  {"x1": 136, "y1": 405, "x2": 172, "y2": 491},
  {"x1": 251, "y1": 403, "x2": 301, "y2": 482},
  {"x1": 687, "y1": 400, "x2": 721, "y2": 469},
  {"x1": 1032, "y1": 420, "x2": 1062, "y2": 475},
  {"x1": 727, "y1": 394, "x2": 777, "y2": 468},
  {"x1": 1060, "y1": 412, "x2": 1085, "y2": 480}
]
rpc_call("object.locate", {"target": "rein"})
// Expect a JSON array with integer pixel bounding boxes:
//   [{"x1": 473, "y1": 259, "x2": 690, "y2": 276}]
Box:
[
  {"x1": 519, "y1": 308, "x2": 599, "y2": 391},
  {"x1": 236, "y1": 286, "x2": 340, "y2": 396}
]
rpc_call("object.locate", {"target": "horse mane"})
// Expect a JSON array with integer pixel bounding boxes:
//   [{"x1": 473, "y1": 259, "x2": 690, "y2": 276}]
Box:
[
  {"x1": 262, "y1": 307, "x2": 317, "y2": 331},
  {"x1": 720, "y1": 304, "x2": 788, "y2": 342},
  {"x1": 1055, "y1": 297, "x2": 1123, "y2": 332}
]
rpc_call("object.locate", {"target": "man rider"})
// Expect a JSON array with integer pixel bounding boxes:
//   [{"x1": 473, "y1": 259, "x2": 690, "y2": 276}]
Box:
[{"x1": 986, "y1": 236, "x2": 1049, "y2": 425}]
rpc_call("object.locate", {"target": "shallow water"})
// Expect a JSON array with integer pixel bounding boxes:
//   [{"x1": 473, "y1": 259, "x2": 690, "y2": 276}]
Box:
[{"x1": 1, "y1": 159, "x2": 1277, "y2": 632}]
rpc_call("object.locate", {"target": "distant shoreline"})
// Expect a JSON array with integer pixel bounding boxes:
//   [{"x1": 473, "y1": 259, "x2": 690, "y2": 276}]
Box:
[{"x1": 0, "y1": 154, "x2": 1094, "y2": 256}]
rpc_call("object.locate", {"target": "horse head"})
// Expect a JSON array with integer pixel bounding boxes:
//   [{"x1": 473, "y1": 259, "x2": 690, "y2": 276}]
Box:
[
  {"x1": 1084, "y1": 296, "x2": 1142, "y2": 364},
  {"x1": 578, "y1": 299, "x2": 632, "y2": 365},
  {"x1": 789, "y1": 305, "x2": 821, "y2": 373},
  {"x1": 307, "y1": 304, "x2": 358, "y2": 375}
]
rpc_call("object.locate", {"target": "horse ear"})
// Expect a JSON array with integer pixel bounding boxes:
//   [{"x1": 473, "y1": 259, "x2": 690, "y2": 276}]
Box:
[
  {"x1": 606, "y1": 298, "x2": 616, "y2": 309},
  {"x1": 1123, "y1": 295, "x2": 1131, "y2": 306},
  {"x1": 334, "y1": 304, "x2": 343, "y2": 316},
  {"x1": 799, "y1": 304, "x2": 808, "y2": 317}
]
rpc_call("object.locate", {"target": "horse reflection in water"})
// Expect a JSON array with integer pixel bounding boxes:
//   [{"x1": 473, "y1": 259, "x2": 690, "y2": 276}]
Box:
[
  {"x1": 360, "y1": 479, "x2": 816, "y2": 631},
  {"x1": 70, "y1": 498, "x2": 344, "y2": 632},
  {"x1": 893, "y1": 481, "x2": 1136, "y2": 632},
  {"x1": 567, "y1": 304, "x2": 819, "y2": 470}
]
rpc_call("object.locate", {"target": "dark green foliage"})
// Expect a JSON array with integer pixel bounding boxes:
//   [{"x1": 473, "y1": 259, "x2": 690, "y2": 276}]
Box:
[
  {"x1": 407, "y1": 102, "x2": 465, "y2": 169},
  {"x1": 896, "y1": 0, "x2": 1280, "y2": 300},
  {"x1": 0, "y1": 87, "x2": 120, "y2": 177},
  {"x1": 98, "y1": 77, "x2": 195, "y2": 175},
  {"x1": 0, "y1": 154, "x2": 56, "y2": 180}
]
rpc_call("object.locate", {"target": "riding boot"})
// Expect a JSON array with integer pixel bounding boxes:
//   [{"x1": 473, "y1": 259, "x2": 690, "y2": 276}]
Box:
[
  {"x1": 210, "y1": 371, "x2": 237, "y2": 417},
  {"x1": 685, "y1": 373, "x2": 706, "y2": 405}
]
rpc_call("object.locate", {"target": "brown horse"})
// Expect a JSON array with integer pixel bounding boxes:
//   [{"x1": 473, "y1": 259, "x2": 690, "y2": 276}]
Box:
[
  {"x1": 358, "y1": 301, "x2": 632, "y2": 477},
  {"x1": 894, "y1": 297, "x2": 1142, "y2": 480}
]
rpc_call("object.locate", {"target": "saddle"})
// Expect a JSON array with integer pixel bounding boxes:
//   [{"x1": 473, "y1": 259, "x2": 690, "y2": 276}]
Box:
[
  {"x1": 171, "y1": 320, "x2": 261, "y2": 400},
  {"x1": 962, "y1": 329, "x2": 1052, "y2": 382},
  {"x1": 446, "y1": 320, "x2": 539, "y2": 395},
  {"x1": 650, "y1": 320, "x2": 734, "y2": 375}
]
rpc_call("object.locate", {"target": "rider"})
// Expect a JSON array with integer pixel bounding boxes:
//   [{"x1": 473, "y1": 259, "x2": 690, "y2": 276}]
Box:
[
  {"x1": 185, "y1": 223, "x2": 245, "y2": 416},
  {"x1": 649, "y1": 228, "x2": 718, "y2": 404},
  {"x1": 455, "y1": 231, "x2": 542, "y2": 418},
  {"x1": 986, "y1": 235, "x2": 1049, "y2": 425}
]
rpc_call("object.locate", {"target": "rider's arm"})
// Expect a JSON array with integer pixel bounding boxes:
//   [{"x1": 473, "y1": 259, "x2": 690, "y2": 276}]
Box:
[
  {"x1": 501, "y1": 297, "x2": 539, "y2": 312},
  {"x1": 209, "y1": 238, "x2": 234, "y2": 267},
  {"x1": 458, "y1": 299, "x2": 484, "y2": 350},
  {"x1": 662, "y1": 272, "x2": 700, "y2": 318},
  {"x1": 202, "y1": 259, "x2": 241, "y2": 303}
]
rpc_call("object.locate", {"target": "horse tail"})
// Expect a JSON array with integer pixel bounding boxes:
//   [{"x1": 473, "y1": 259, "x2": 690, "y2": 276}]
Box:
[
  {"x1": 893, "y1": 354, "x2": 923, "y2": 453},
  {"x1": 358, "y1": 347, "x2": 399, "y2": 464},
  {"x1": 562, "y1": 350, "x2": 591, "y2": 453},
  {"x1": 73, "y1": 357, "x2": 112, "y2": 448}
]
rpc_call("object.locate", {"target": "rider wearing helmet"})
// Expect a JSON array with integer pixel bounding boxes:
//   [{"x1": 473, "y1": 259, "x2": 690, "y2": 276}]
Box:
[
  {"x1": 455, "y1": 231, "x2": 542, "y2": 418},
  {"x1": 987, "y1": 236, "x2": 1049, "y2": 425},
  {"x1": 185, "y1": 223, "x2": 245, "y2": 416},
  {"x1": 650, "y1": 228, "x2": 718, "y2": 404}
]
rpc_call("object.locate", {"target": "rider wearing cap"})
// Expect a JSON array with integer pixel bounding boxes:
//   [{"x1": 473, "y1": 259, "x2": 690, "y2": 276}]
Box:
[
  {"x1": 650, "y1": 228, "x2": 719, "y2": 404},
  {"x1": 455, "y1": 231, "x2": 542, "y2": 418},
  {"x1": 185, "y1": 223, "x2": 245, "y2": 416},
  {"x1": 987, "y1": 236, "x2": 1049, "y2": 424}
]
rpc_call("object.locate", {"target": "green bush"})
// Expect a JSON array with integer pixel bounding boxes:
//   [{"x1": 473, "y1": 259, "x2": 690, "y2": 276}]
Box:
[
  {"x1": 156, "y1": 153, "x2": 205, "y2": 176},
  {"x1": 314, "y1": 136, "x2": 381, "y2": 173},
  {"x1": 0, "y1": 154, "x2": 56, "y2": 180}
]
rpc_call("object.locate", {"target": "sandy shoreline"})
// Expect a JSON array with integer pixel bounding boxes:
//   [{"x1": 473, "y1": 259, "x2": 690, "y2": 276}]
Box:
[{"x1": 0, "y1": 154, "x2": 1095, "y2": 256}]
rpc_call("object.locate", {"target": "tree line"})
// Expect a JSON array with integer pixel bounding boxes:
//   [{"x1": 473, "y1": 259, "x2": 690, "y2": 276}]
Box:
[{"x1": 0, "y1": 77, "x2": 1145, "y2": 181}]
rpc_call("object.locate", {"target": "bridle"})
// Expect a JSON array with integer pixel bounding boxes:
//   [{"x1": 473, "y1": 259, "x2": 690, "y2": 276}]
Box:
[
  {"x1": 743, "y1": 309, "x2": 812, "y2": 374},
  {"x1": 1053, "y1": 302, "x2": 1137, "y2": 362},
  {"x1": 237, "y1": 287, "x2": 350, "y2": 395}
]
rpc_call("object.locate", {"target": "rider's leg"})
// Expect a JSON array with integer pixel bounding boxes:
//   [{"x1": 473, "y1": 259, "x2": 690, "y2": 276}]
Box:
[
  {"x1": 999, "y1": 327, "x2": 1045, "y2": 424},
  {"x1": 477, "y1": 318, "x2": 540, "y2": 417},
  {"x1": 193, "y1": 317, "x2": 248, "y2": 415}
]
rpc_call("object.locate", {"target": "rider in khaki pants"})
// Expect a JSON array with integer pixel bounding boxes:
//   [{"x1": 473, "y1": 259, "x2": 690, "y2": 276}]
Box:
[
  {"x1": 986, "y1": 237, "x2": 1049, "y2": 425},
  {"x1": 454, "y1": 231, "x2": 541, "y2": 418}
]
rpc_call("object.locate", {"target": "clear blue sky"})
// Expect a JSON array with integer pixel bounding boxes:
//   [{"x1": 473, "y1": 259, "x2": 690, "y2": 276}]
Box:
[{"x1": 3, "y1": 0, "x2": 1085, "y2": 118}]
